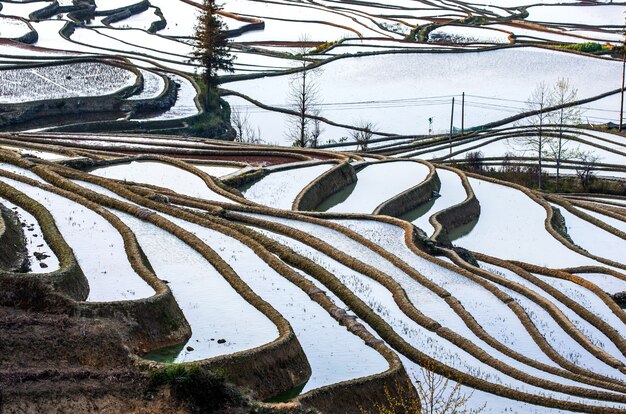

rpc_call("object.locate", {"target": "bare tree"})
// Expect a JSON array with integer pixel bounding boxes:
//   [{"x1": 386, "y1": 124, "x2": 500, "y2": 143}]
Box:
[
  {"x1": 351, "y1": 120, "x2": 376, "y2": 152},
  {"x1": 231, "y1": 107, "x2": 263, "y2": 144},
  {"x1": 359, "y1": 362, "x2": 486, "y2": 414},
  {"x1": 514, "y1": 81, "x2": 550, "y2": 190},
  {"x1": 547, "y1": 78, "x2": 582, "y2": 192},
  {"x1": 309, "y1": 110, "x2": 324, "y2": 148},
  {"x1": 573, "y1": 150, "x2": 601, "y2": 192},
  {"x1": 416, "y1": 365, "x2": 486, "y2": 414},
  {"x1": 286, "y1": 36, "x2": 322, "y2": 147},
  {"x1": 464, "y1": 150, "x2": 484, "y2": 173},
  {"x1": 358, "y1": 379, "x2": 421, "y2": 414},
  {"x1": 515, "y1": 79, "x2": 584, "y2": 191}
]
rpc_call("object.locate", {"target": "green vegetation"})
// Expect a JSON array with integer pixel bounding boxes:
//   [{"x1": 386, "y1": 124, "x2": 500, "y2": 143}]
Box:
[
  {"x1": 557, "y1": 43, "x2": 605, "y2": 54},
  {"x1": 461, "y1": 15, "x2": 488, "y2": 26},
  {"x1": 226, "y1": 169, "x2": 268, "y2": 190},
  {"x1": 149, "y1": 364, "x2": 244, "y2": 412},
  {"x1": 309, "y1": 41, "x2": 339, "y2": 54},
  {"x1": 454, "y1": 153, "x2": 626, "y2": 195},
  {"x1": 192, "y1": 0, "x2": 234, "y2": 108},
  {"x1": 188, "y1": 86, "x2": 235, "y2": 139}
]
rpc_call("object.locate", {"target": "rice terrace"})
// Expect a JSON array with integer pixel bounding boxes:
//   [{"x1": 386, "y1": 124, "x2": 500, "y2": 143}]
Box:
[{"x1": 3, "y1": 0, "x2": 626, "y2": 413}]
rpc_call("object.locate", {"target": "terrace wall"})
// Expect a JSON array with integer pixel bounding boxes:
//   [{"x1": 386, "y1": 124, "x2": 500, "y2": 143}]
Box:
[
  {"x1": 0, "y1": 203, "x2": 27, "y2": 272},
  {"x1": 431, "y1": 166, "x2": 481, "y2": 244},
  {"x1": 49, "y1": 163, "x2": 422, "y2": 408},
  {"x1": 0, "y1": 158, "x2": 191, "y2": 351},
  {"x1": 217, "y1": 202, "x2": 626, "y2": 411},
  {"x1": 148, "y1": 7, "x2": 167, "y2": 33},
  {"x1": 29, "y1": 163, "x2": 315, "y2": 401},
  {"x1": 293, "y1": 161, "x2": 357, "y2": 211},
  {"x1": 5, "y1": 16, "x2": 38, "y2": 44},
  {"x1": 298, "y1": 367, "x2": 416, "y2": 414},
  {"x1": 100, "y1": 0, "x2": 150, "y2": 25},
  {"x1": 0, "y1": 168, "x2": 89, "y2": 310},
  {"x1": 0, "y1": 59, "x2": 148, "y2": 129},
  {"x1": 373, "y1": 160, "x2": 440, "y2": 217},
  {"x1": 223, "y1": 21, "x2": 266, "y2": 38},
  {"x1": 76, "y1": 149, "x2": 626, "y2": 412},
  {"x1": 0, "y1": 162, "x2": 314, "y2": 401},
  {"x1": 194, "y1": 330, "x2": 311, "y2": 401}
]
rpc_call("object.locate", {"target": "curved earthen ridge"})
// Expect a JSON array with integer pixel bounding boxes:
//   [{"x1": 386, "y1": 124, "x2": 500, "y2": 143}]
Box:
[
  {"x1": 0, "y1": 151, "x2": 412, "y2": 412},
  {"x1": 24, "y1": 163, "x2": 314, "y2": 401},
  {"x1": 3, "y1": 121, "x2": 626, "y2": 413},
  {"x1": 293, "y1": 160, "x2": 357, "y2": 211},
  {"x1": 0, "y1": 57, "x2": 147, "y2": 129},
  {"x1": 43, "y1": 161, "x2": 414, "y2": 409},
  {"x1": 372, "y1": 159, "x2": 441, "y2": 217},
  {"x1": 430, "y1": 165, "x2": 480, "y2": 244},
  {"x1": 120, "y1": 167, "x2": 626, "y2": 410},
  {"x1": 3, "y1": 0, "x2": 626, "y2": 411}
]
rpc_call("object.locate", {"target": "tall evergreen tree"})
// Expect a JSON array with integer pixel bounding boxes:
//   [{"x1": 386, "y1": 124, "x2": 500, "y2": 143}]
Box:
[{"x1": 192, "y1": 0, "x2": 234, "y2": 108}]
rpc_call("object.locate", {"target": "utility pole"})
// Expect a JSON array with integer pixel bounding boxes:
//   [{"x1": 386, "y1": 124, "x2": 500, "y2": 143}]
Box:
[
  {"x1": 538, "y1": 101, "x2": 543, "y2": 191},
  {"x1": 618, "y1": 44, "x2": 626, "y2": 132},
  {"x1": 461, "y1": 92, "x2": 465, "y2": 136},
  {"x1": 449, "y1": 97, "x2": 455, "y2": 155}
]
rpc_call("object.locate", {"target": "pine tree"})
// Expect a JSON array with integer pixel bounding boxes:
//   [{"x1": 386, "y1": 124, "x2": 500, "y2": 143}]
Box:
[{"x1": 192, "y1": 0, "x2": 234, "y2": 108}]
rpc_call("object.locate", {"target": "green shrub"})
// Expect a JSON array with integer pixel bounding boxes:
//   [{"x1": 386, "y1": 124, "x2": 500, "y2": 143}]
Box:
[
  {"x1": 309, "y1": 41, "x2": 338, "y2": 54},
  {"x1": 149, "y1": 364, "x2": 244, "y2": 412},
  {"x1": 558, "y1": 42, "x2": 604, "y2": 53}
]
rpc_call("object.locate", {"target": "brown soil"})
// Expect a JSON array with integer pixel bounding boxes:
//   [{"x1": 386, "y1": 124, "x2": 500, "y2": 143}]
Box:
[
  {"x1": 0, "y1": 304, "x2": 307, "y2": 414},
  {"x1": 0, "y1": 205, "x2": 28, "y2": 272},
  {"x1": 0, "y1": 306, "x2": 238, "y2": 414},
  {"x1": 113, "y1": 151, "x2": 313, "y2": 165}
]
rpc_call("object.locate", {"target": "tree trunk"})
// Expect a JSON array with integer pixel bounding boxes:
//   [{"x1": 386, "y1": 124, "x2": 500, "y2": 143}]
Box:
[
  {"x1": 538, "y1": 105, "x2": 543, "y2": 190},
  {"x1": 299, "y1": 68, "x2": 307, "y2": 147},
  {"x1": 556, "y1": 136, "x2": 561, "y2": 192}
]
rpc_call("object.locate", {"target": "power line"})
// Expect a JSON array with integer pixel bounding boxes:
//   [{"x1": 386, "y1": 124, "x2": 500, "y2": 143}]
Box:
[{"x1": 229, "y1": 93, "x2": 619, "y2": 115}]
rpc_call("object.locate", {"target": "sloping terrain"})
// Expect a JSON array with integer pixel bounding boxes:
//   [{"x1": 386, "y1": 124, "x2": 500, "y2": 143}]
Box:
[
  {"x1": 1, "y1": 131, "x2": 626, "y2": 413},
  {"x1": 1, "y1": 0, "x2": 626, "y2": 413}
]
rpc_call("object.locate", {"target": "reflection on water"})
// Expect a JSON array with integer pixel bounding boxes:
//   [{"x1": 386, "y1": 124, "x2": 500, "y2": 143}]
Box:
[
  {"x1": 448, "y1": 217, "x2": 479, "y2": 242},
  {"x1": 315, "y1": 181, "x2": 356, "y2": 212},
  {"x1": 401, "y1": 197, "x2": 436, "y2": 222},
  {"x1": 142, "y1": 342, "x2": 186, "y2": 363}
]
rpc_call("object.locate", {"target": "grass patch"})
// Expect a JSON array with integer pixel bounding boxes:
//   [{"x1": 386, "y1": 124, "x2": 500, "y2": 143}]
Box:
[
  {"x1": 557, "y1": 42, "x2": 606, "y2": 54},
  {"x1": 309, "y1": 41, "x2": 338, "y2": 54},
  {"x1": 186, "y1": 81, "x2": 235, "y2": 139}
]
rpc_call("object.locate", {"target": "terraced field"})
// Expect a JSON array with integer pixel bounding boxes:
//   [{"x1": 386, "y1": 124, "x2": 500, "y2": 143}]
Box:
[
  {"x1": 0, "y1": 0, "x2": 623, "y2": 136},
  {"x1": 1, "y1": 128, "x2": 625, "y2": 413},
  {"x1": 2, "y1": 0, "x2": 626, "y2": 413}
]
